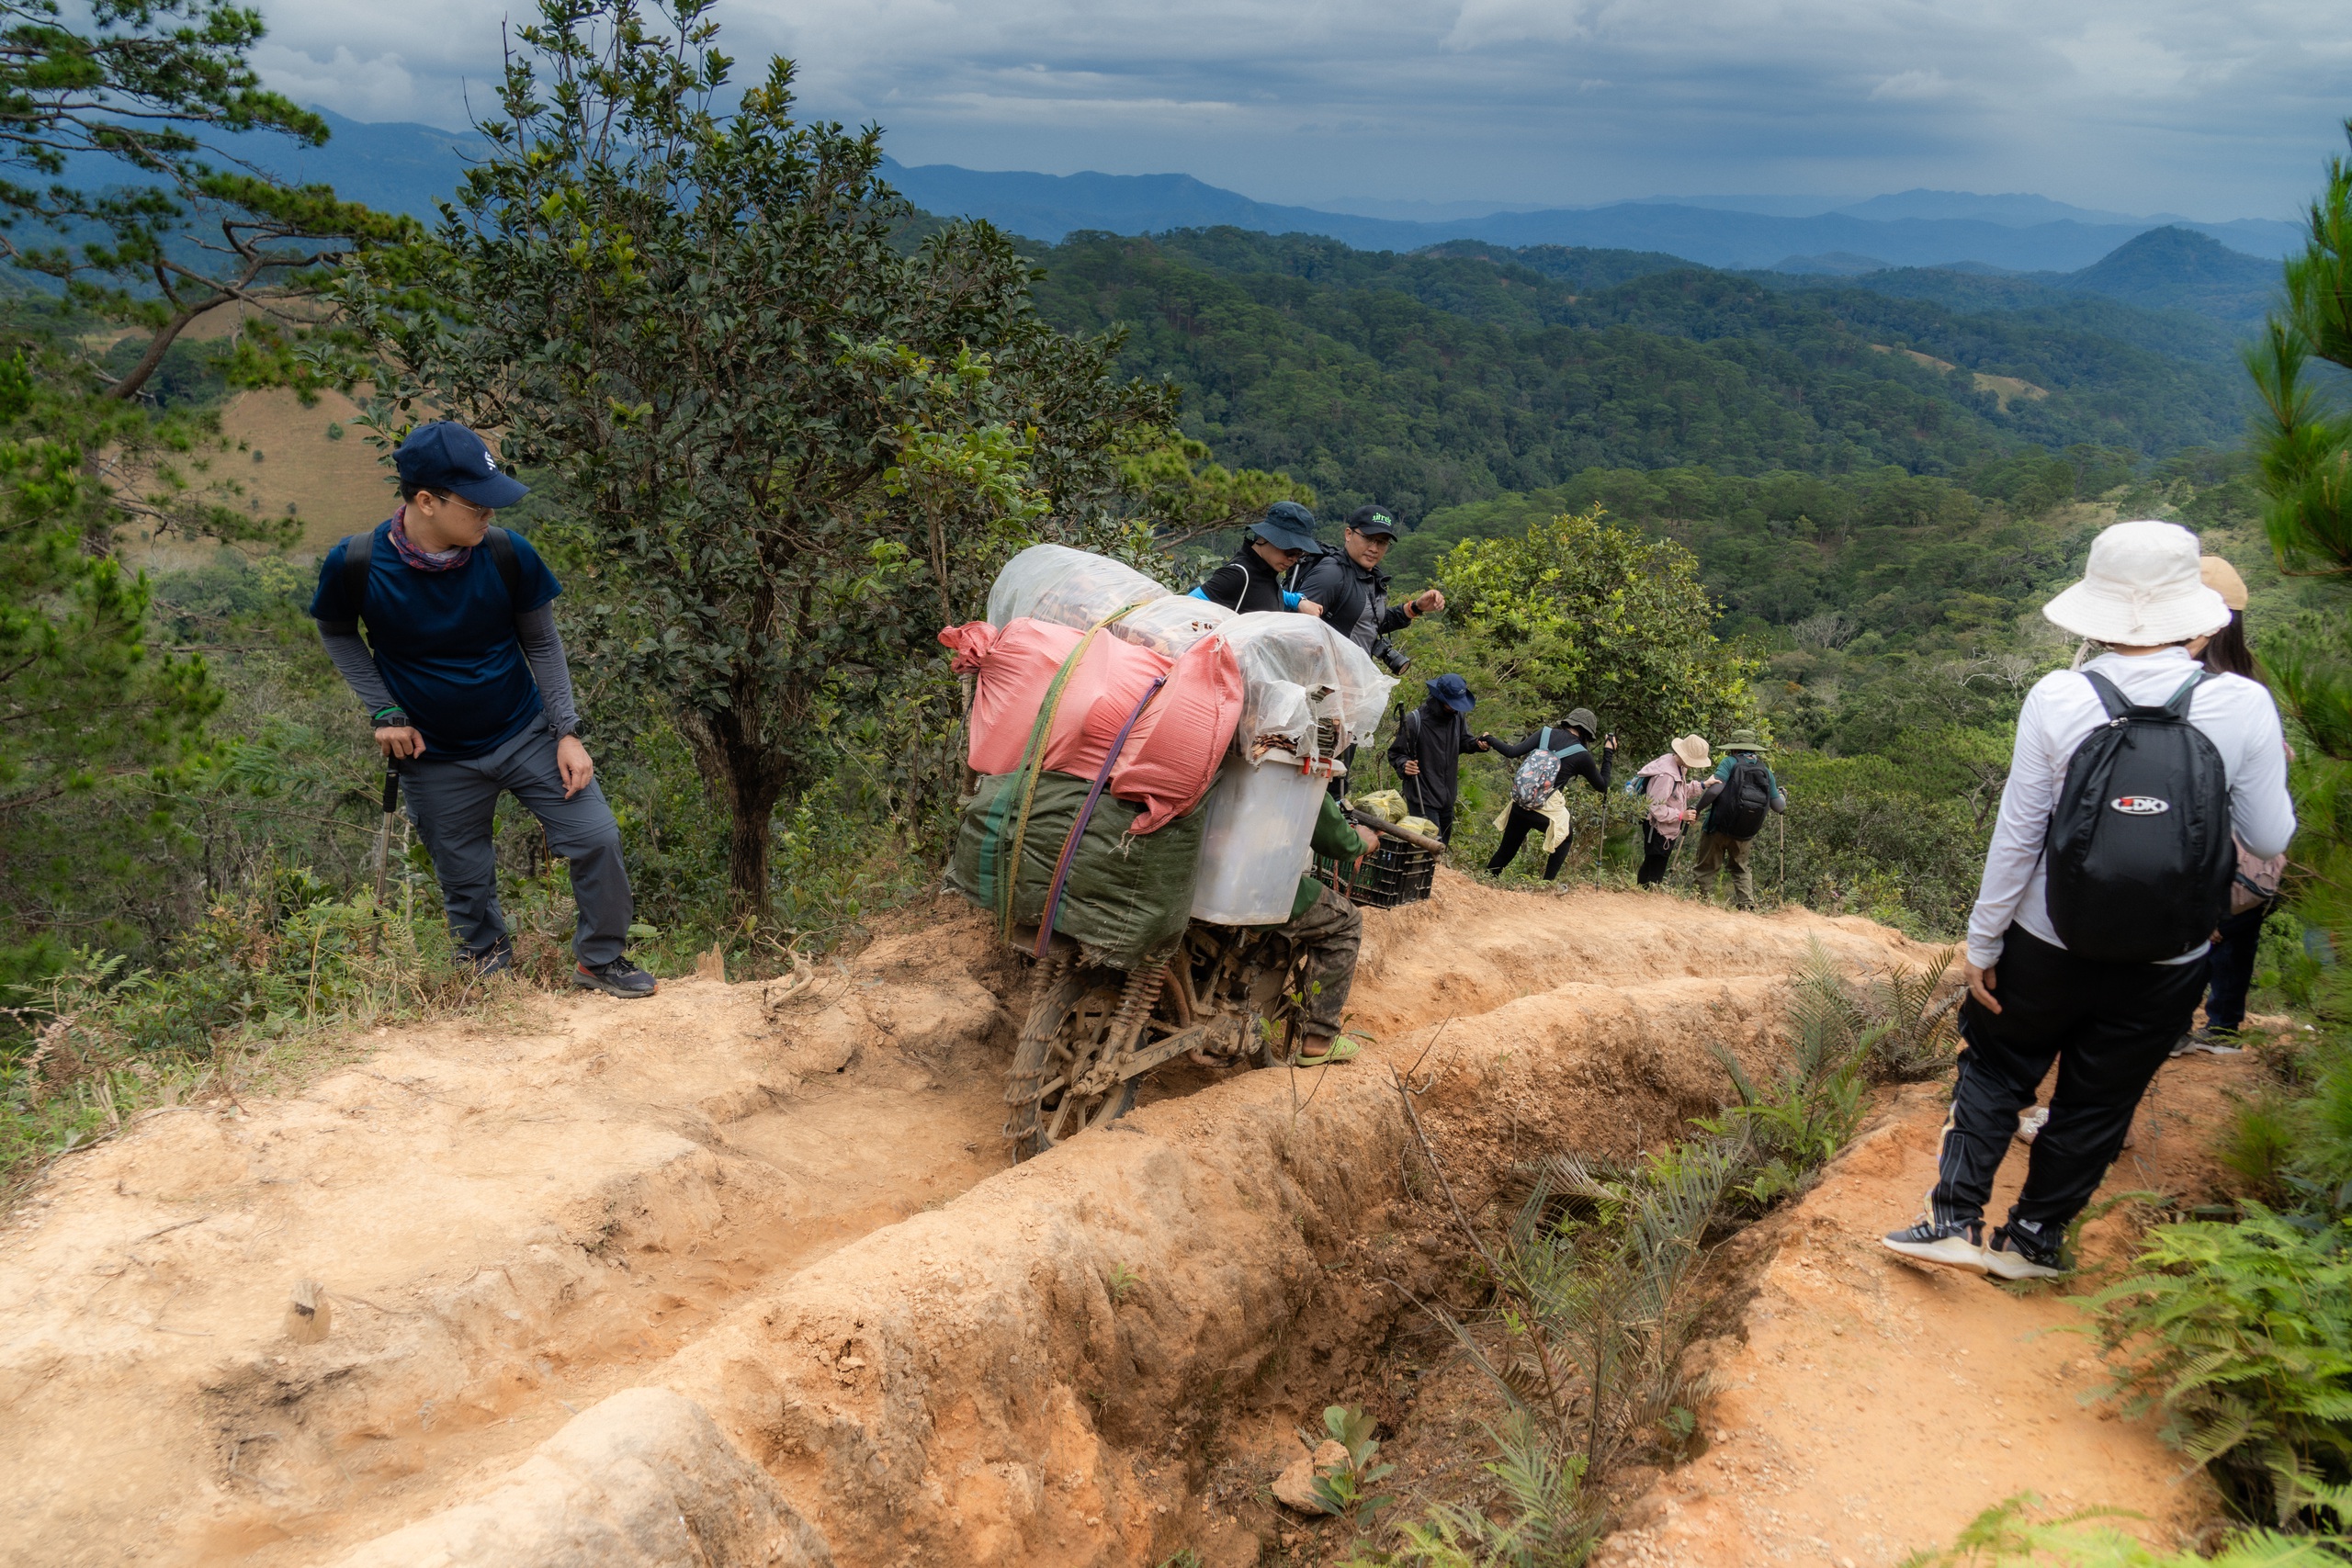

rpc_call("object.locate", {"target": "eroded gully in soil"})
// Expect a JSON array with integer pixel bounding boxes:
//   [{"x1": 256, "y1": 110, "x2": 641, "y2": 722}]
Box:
[{"x1": 2, "y1": 873, "x2": 1940, "y2": 1567}]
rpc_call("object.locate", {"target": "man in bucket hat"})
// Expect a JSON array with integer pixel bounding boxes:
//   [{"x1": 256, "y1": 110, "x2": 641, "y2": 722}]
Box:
[
  {"x1": 1883, "y1": 520, "x2": 2293, "y2": 1280},
  {"x1": 1689, "y1": 727, "x2": 1785, "y2": 909},
  {"x1": 1385, "y1": 672, "x2": 1487, "y2": 842},
  {"x1": 311, "y1": 421, "x2": 657, "y2": 998}
]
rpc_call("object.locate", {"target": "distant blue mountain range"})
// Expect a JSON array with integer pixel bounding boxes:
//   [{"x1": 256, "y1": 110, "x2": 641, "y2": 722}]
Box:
[
  {"x1": 159, "y1": 109, "x2": 2301, "y2": 282},
  {"x1": 877, "y1": 159, "x2": 2301, "y2": 272}
]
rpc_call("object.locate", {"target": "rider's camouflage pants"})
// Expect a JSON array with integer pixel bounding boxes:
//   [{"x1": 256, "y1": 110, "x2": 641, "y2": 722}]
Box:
[{"x1": 1283, "y1": 881, "x2": 1363, "y2": 1036}]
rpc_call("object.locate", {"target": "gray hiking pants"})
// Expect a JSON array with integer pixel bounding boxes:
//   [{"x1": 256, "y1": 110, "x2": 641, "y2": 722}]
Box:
[{"x1": 397, "y1": 725, "x2": 632, "y2": 967}]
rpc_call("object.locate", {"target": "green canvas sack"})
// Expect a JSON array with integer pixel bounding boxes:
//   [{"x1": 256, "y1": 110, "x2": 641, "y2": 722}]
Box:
[{"x1": 947, "y1": 770, "x2": 1204, "y2": 970}]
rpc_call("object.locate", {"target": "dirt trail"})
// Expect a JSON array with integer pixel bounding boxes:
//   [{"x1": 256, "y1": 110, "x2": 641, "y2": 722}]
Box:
[
  {"x1": 0, "y1": 922, "x2": 1016, "y2": 1567},
  {"x1": 1600, "y1": 1048, "x2": 2265, "y2": 1566},
  {"x1": 0, "y1": 873, "x2": 2141, "y2": 1568}
]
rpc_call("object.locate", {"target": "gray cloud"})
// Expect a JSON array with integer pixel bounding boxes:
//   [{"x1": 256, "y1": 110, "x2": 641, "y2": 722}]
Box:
[{"x1": 247, "y1": 0, "x2": 2352, "y2": 219}]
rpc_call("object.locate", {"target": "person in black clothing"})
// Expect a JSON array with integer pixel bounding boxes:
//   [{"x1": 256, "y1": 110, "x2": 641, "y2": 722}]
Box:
[
  {"x1": 1481, "y1": 706, "x2": 1617, "y2": 879},
  {"x1": 1385, "y1": 672, "x2": 1487, "y2": 841},
  {"x1": 1192, "y1": 501, "x2": 1328, "y2": 616},
  {"x1": 1294, "y1": 504, "x2": 1442, "y2": 658}
]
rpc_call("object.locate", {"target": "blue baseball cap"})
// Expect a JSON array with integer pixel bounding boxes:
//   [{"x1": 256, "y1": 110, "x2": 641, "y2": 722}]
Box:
[
  {"x1": 1427, "y1": 673, "x2": 1474, "y2": 713},
  {"x1": 1250, "y1": 500, "x2": 1320, "y2": 555},
  {"x1": 394, "y1": 421, "x2": 529, "y2": 508}
]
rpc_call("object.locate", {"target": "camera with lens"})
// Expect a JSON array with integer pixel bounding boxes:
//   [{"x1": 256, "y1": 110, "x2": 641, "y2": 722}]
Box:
[{"x1": 1368, "y1": 635, "x2": 1411, "y2": 675}]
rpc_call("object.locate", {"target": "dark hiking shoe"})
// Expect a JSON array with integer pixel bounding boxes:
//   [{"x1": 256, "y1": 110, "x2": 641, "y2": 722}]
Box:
[
  {"x1": 573, "y1": 956, "x2": 658, "y2": 998},
  {"x1": 1984, "y1": 1221, "x2": 2066, "y2": 1280},
  {"x1": 462, "y1": 939, "x2": 514, "y2": 976},
  {"x1": 2170, "y1": 1025, "x2": 2245, "y2": 1058},
  {"x1": 1881, "y1": 1217, "x2": 1985, "y2": 1273}
]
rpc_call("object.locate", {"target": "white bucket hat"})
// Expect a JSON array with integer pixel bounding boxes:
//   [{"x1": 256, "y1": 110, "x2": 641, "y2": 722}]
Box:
[{"x1": 2042, "y1": 520, "x2": 2232, "y2": 646}]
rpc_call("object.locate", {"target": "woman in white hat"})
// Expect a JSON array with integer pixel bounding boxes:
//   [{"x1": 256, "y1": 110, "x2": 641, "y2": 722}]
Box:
[
  {"x1": 2187, "y1": 554, "x2": 2287, "y2": 1052},
  {"x1": 1883, "y1": 520, "x2": 2295, "y2": 1281},
  {"x1": 1632, "y1": 734, "x2": 1711, "y2": 887}
]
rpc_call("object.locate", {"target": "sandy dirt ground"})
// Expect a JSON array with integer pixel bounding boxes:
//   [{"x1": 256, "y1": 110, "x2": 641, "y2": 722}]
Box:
[
  {"x1": 1596, "y1": 1042, "x2": 2268, "y2": 1567},
  {"x1": 0, "y1": 873, "x2": 2238, "y2": 1568}
]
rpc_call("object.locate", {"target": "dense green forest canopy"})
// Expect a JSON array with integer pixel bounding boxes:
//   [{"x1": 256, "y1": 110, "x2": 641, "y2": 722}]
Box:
[{"x1": 1023, "y1": 227, "x2": 2254, "y2": 525}]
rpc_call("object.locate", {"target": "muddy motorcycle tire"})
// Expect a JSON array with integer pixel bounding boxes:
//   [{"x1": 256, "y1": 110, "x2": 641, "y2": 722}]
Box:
[{"x1": 1004, "y1": 964, "x2": 1139, "y2": 1160}]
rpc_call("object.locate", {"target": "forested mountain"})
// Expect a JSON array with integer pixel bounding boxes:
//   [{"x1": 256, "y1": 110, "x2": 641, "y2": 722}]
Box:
[
  {"x1": 1759, "y1": 228, "x2": 2277, "y2": 333},
  {"x1": 1025, "y1": 228, "x2": 2253, "y2": 524}
]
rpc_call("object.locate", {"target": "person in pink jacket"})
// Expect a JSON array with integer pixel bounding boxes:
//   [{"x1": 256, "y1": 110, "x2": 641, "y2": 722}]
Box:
[{"x1": 1634, "y1": 735, "x2": 1712, "y2": 886}]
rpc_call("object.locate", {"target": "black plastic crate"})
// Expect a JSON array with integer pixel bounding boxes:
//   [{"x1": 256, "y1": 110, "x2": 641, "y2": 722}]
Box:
[{"x1": 1318, "y1": 840, "x2": 1437, "y2": 908}]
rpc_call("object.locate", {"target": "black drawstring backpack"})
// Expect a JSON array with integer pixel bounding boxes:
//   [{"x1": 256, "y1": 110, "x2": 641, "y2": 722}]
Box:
[{"x1": 2043, "y1": 671, "x2": 2234, "y2": 963}]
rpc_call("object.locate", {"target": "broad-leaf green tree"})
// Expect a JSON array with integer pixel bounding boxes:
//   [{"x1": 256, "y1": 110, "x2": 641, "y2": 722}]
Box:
[
  {"x1": 1428, "y1": 504, "x2": 1757, "y2": 763},
  {"x1": 347, "y1": 0, "x2": 1173, "y2": 913}
]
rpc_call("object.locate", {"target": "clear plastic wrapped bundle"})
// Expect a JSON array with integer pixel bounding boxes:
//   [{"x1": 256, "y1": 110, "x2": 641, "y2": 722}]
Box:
[
  {"x1": 987, "y1": 543, "x2": 1170, "y2": 631},
  {"x1": 1106, "y1": 593, "x2": 1237, "y2": 658},
  {"x1": 1213, "y1": 612, "x2": 1399, "y2": 763}
]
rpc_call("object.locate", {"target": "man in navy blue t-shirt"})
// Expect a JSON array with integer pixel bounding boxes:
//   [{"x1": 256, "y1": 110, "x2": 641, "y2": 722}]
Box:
[{"x1": 310, "y1": 421, "x2": 655, "y2": 998}]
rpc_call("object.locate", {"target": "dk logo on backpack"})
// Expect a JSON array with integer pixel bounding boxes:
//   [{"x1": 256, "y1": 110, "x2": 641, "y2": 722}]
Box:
[{"x1": 2044, "y1": 671, "x2": 2234, "y2": 963}]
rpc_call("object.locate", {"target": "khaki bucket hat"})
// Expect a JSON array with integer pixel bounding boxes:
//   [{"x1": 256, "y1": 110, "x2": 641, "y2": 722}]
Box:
[
  {"x1": 2199, "y1": 554, "x2": 2248, "y2": 613},
  {"x1": 1670, "y1": 734, "x2": 1712, "y2": 771}
]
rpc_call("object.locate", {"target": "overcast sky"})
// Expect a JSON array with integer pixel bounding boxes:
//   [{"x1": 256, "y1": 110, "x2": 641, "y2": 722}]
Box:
[{"x1": 248, "y1": 0, "x2": 2352, "y2": 220}]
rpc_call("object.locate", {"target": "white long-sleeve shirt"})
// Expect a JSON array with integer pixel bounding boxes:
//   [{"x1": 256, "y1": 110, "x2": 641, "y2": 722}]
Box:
[{"x1": 1966, "y1": 647, "x2": 2296, "y2": 969}]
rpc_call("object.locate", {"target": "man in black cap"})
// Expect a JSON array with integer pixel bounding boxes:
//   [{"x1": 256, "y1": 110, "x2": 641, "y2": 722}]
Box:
[
  {"x1": 1191, "y1": 501, "x2": 1328, "y2": 616},
  {"x1": 1385, "y1": 673, "x2": 1487, "y2": 842},
  {"x1": 309, "y1": 420, "x2": 656, "y2": 999},
  {"x1": 1295, "y1": 504, "x2": 1442, "y2": 660}
]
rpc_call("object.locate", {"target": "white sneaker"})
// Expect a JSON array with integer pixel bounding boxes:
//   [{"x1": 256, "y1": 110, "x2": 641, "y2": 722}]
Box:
[
  {"x1": 1882, "y1": 1218, "x2": 1987, "y2": 1272},
  {"x1": 2015, "y1": 1106, "x2": 2050, "y2": 1145},
  {"x1": 1984, "y1": 1224, "x2": 2067, "y2": 1280}
]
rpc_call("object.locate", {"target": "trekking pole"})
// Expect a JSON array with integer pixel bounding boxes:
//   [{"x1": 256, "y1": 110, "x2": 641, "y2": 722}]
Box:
[
  {"x1": 373, "y1": 767, "x2": 400, "y2": 905},
  {"x1": 1593, "y1": 777, "x2": 1607, "y2": 889},
  {"x1": 1778, "y1": 811, "x2": 1786, "y2": 904}
]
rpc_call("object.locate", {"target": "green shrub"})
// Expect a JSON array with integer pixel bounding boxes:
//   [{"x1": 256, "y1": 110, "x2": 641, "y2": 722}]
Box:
[
  {"x1": 2086, "y1": 1210, "x2": 2352, "y2": 1529},
  {"x1": 1897, "y1": 1494, "x2": 2341, "y2": 1566}
]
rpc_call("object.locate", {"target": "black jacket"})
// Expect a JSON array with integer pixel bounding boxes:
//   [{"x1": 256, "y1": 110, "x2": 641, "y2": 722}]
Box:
[
  {"x1": 1197, "y1": 543, "x2": 1295, "y2": 615},
  {"x1": 1386, "y1": 699, "x2": 1483, "y2": 811},
  {"x1": 1489, "y1": 728, "x2": 1615, "y2": 796},
  {"x1": 1295, "y1": 550, "x2": 1413, "y2": 653}
]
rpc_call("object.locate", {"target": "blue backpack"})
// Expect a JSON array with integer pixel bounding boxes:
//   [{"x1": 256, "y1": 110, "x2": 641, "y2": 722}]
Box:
[{"x1": 1511, "y1": 728, "x2": 1586, "y2": 810}]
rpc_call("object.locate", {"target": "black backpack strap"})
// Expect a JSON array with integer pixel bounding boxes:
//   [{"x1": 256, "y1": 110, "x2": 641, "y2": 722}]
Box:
[
  {"x1": 316, "y1": 529, "x2": 375, "y2": 637},
  {"x1": 2081, "y1": 670, "x2": 2132, "y2": 720},
  {"x1": 340, "y1": 531, "x2": 371, "y2": 610},
  {"x1": 483, "y1": 525, "x2": 523, "y2": 609}
]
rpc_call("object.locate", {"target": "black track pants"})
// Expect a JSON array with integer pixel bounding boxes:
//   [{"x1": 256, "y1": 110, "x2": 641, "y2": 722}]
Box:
[
  {"x1": 1637, "y1": 823, "x2": 1676, "y2": 886},
  {"x1": 1928, "y1": 925, "x2": 2204, "y2": 1235},
  {"x1": 1487, "y1": 802, "x2": 1572, "y2": 879}
]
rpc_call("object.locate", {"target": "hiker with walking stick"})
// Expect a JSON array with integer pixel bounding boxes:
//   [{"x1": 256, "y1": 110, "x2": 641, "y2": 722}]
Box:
[
  {"x1": 1480, "y1": 706, "x2": 1617, "y2": 882},
  {"x1": 310, "y1": 422, "x2": 655, "y2": 998},
  {"x1": 1385, "y1": 674, "x2": 1487, "y2": 843},
  {"x1": 1632, "y1": 735, "x2": 1711, "y2": 887},
  {"x1": 1690, "y1": 728, "x2": 1786, "y2": 909}
]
